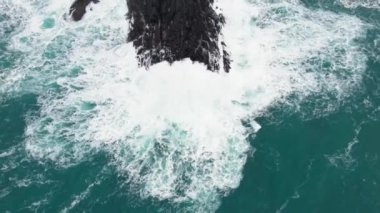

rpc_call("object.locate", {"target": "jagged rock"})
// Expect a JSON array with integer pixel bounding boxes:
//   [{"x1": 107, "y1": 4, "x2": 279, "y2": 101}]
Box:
[
  {"x1": 69, "y1": 0, "x2": 99, "y2": 21},
  {"x1": 126, "y1": 0, "x2": 230, "y2": 72},
  {"x1": 69, "y1": 0, "x2": 231, "y2": 72}
]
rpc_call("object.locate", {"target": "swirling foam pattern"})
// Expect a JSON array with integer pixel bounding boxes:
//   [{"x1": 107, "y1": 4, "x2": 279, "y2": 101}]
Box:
[{"x1": 0, "y1": 0, "x2": 370, "y2": 211}]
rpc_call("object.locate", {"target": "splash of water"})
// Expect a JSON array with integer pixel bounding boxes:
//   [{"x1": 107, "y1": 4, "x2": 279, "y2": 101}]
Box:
[{"x1": 1, "y1": 0, "x2": 370, "y2": 211}]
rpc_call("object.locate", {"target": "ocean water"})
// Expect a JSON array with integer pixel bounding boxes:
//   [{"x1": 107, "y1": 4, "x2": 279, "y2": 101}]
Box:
[{"x1": 0, "y1": 0, "x2": 379, "y2": 212}]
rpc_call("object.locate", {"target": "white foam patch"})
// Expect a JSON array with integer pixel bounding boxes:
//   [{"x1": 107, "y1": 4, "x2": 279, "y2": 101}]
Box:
[
  {"x1": 222, "y1": 0, "x2": 368, "y2": 117},
  {"x1": 339, "y1": 0, "x2": 380, "y2": 9},
  {"x1": 1, "y1": 0, "x2": 370, "y2": 211},
  {"x1": 0, "y1": 0, "x2": 30, "y2": 97}
]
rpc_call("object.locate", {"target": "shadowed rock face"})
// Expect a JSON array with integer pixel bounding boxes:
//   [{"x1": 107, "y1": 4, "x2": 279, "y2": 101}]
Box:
[
  {"x1": 126, "y1": 0, "x2": 230, "y2": 72},
  {"x1": 69, "y1": 0, "x2": 231, "y2": 72},
  {"x1": 69, "y1": 0, "x2": 99, "y2": 21}
]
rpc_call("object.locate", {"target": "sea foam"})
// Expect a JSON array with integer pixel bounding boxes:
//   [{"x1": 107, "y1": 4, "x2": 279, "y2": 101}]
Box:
[{"x1": 0, "y1": 0, "x2": 370, "y2": 211}]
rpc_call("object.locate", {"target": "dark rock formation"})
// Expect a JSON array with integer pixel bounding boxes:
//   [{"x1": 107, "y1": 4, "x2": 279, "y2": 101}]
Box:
[
  {"x1": 126, "y1": 0, "x2": 230, "y2": 72},
  {"x1": 69, "y1": 0, "x2": 231, "y2": 72},
  {"x1": 69, "y1": 0, "x2": 99, "y2": 21}
]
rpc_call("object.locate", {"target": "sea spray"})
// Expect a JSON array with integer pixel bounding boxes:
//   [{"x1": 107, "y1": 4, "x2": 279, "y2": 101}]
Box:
[{"x1": 0, "y1": 0, "x2": 370, "y2": 211}]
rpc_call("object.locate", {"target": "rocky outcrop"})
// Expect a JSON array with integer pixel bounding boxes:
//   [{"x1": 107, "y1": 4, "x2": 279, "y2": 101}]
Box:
[
  {"x1": 69, "y1": 0, "x2": 231, "y2": 72},
  {"x1": 126, "y1": 0, "x2": 230, "y2": 72},
  {"x1": 69, "y1": 0, "x2": 99, "y2": 21}
]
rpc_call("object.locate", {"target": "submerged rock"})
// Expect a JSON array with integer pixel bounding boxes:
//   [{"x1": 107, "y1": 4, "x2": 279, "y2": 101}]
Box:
[{"x1": 69, "y1": 0, "x2": 231, "y2": 72}]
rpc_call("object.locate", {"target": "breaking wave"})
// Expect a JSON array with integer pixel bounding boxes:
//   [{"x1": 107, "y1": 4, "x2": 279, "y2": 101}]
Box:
[{"x1": 0, "y1": 0, "x2": 370, "y2": 211}]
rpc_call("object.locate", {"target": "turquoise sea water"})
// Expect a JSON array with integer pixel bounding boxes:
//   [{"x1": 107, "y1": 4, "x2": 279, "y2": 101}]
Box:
[{"x1": 1, "y1": 0, "x2": 380, "y2": 212}]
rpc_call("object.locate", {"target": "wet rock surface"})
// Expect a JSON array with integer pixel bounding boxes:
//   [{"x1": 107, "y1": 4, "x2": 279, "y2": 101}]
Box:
[
  {"x1": 69, "y1": 0, "x2": 99, "y2": 21},
  {"x1": 69, "y1": 0, "x2": 231, "y2": 72}
]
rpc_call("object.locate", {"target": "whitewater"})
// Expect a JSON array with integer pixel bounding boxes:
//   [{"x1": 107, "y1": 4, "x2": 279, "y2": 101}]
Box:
[{"x1": 0, "y1": 0, "x2": 376, "y2": 212}]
